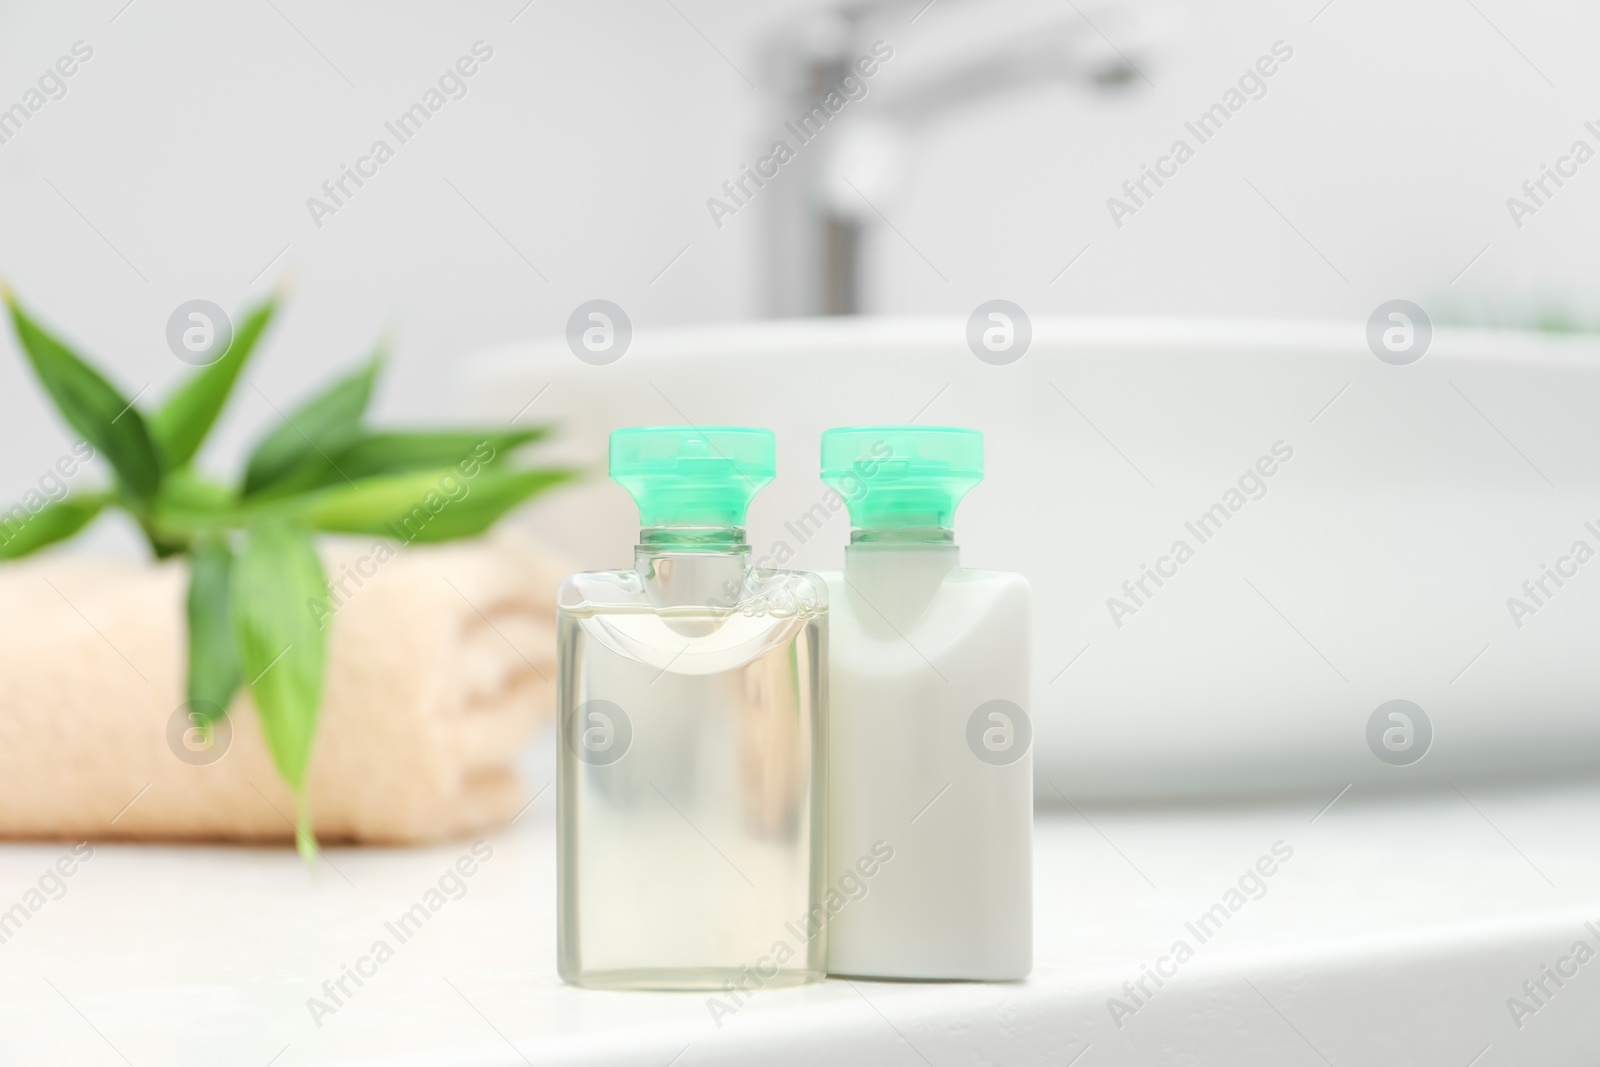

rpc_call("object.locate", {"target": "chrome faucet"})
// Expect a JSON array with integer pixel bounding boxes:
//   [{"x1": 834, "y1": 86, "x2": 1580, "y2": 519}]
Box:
[{"x1": 756, "y1": 0, "x2": 1152, "y2": 316}]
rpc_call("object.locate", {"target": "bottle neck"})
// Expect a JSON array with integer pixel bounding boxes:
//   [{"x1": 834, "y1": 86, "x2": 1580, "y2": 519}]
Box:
[
  {"x1": 849, "y1": 526, "x2": 954, "y2": 546},
  {"x1": 635, "y1": 527, "x2": 750, "y2": 614},
  {"x1": 637, "y1": 526, "x2": 750, "y2": 556},
  {"x1": 843, "y1": 526, "x2": 957, "y2": 626},
  {"x1": 846, "y1": 525, "x2": 958, "y2": 577}
]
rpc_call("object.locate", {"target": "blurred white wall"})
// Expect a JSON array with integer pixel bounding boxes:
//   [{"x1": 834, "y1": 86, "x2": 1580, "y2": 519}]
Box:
[{"x1": 2, "y1": 0, "x2": 1598, "y2": 549}]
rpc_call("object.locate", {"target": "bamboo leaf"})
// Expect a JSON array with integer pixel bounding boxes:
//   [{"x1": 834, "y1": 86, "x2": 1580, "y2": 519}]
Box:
[
  {"x1": 0, "y1": 496, "x2": 104, "y2": 560},
  {"x1": 186, "y1": 536, "x2": 241, "y2": 725},
  {"x1": 396, "y1": 469, "x2": 575, "y2": 542},
  {"x1": 295, "y1": 467, "x2": 574, "y2": 542},
  {"x1": 144, "y1": 469, "x2": 241, "y2": 549},
  {"x1": 331, "y1": 429, "x2": 546, "y2": 480},
  {"x1": 159, "y1": 467, "x2": 238, "y2": 516},
  {"x1": 242, "y1": 355, "x2": 380, "y2": 497},
  {"x1": 5, "y1": 292, "x2": 163, "y2": 503},
  {"x1": 247, "y1": 429, "x2": 545, "y2": 501},
  {"x1": 232, "y1": 520, "x2": 327, "y2": 858},
  {"x1": 151, "y1": 297, "x2": 279, "y2": 468}
]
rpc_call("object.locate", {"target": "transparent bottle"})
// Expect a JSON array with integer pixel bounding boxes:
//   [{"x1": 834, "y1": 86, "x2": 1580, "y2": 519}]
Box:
[
  {"x1": 557, "y1": 427, "x2": 828, "y2": 990},
  {"x1": 820, "y1": 427, "x2": 1032, "y2": 980}
]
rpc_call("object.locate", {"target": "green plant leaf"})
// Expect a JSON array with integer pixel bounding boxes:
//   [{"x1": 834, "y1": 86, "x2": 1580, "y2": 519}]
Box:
[
  {"x1": 0, "y1": 495, "x2": 104, "y2": 560},
  {"x1": 186, "y1": 536, "x2": 240, "y2": 726},
  {"x1": 150, "y1": 297, "x2": 278, "y2": 468},
  {"x1": 245, "y1": 428, "x2": 545, "y2": 502},
  {"x1": 232, "y1": 519, "x2": 327, "y2": 859},
  {"x1": 159, "y1": 467, "x2": 239, "y2": 516},
  {"x1": 295, "y1": 467, "x2": 573, "y2": 543},
  {"x1": 397, "y1": 469, "x2": 575, "y2": 542},
  {"x1": 242, "y1": 354, "x2": 381, "y2": 498},
  {"x1": 331, "y1": 429, "x2": 546, "y2": 480},
  {"x1": 5, "y1": 293, "x2": 163, "y2": 504},
  {"x1": 144, "y1": 469, "x2": 241, "y2": 550}
]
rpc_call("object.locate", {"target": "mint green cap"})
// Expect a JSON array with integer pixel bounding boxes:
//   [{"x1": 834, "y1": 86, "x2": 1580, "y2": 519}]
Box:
[
  {"x1": 610, "y1": 426, "x2": 775, "y2": 527},
  {"x1": 820, "y1": 426, "x2": 983, "y2": 529}
]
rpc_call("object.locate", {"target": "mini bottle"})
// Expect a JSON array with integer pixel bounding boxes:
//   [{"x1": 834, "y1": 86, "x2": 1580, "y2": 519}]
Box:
[
  {"x1": 557, "y1": 427, "x2": 828, "y2": 990},
  {"x1": 820, "y1": 426, "x2": 1032, "y2": 980}
]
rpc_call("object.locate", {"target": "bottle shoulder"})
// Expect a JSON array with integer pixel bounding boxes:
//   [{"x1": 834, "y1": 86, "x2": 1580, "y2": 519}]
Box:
[
  {"x1": 959, "y1": 569, "x2": 1031, "y2": 612},
  {"x1": 559, "y1": 566, "x2": 828, "y2": 615},
  {"x1": 821, "y1": 566, "x2": 1030, "y2": 595},
  {"x1": 737, "y1": 567, "x2": 830, "y2": 615},
  {"x1": 950, "y1": 567, "x2": 1030, "y2": 594},
  {"x1": 822, "y1": 566, "x2": 1028, "y2": 635},
  {"x1": 559, "y1": 568, "x2": 641, "y2": 608}
]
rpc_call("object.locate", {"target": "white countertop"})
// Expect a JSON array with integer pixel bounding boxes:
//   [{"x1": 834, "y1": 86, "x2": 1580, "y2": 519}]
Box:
[{"x1": 2, "y1": 777, "x2": 1597, "y2": 1066}]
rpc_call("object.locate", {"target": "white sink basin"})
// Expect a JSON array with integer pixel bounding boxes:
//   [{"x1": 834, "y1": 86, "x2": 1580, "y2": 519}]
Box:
[{"x1": 462, "y1": 316, "x2": 1600, "y2": 800}]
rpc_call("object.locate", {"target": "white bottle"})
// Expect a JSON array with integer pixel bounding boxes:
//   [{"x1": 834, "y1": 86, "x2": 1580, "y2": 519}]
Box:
[{"x1": 820, "y1": 427, "x2": 1032, "y2": 980}]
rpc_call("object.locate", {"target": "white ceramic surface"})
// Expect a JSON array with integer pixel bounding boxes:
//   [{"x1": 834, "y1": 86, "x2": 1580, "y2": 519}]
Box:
[
  {"x1": 463, "y1": 317, "x2": 1600, "y2": 799},
  {"x1": 2, "y1": 778, "x2": 1595, "y2": 1064}
]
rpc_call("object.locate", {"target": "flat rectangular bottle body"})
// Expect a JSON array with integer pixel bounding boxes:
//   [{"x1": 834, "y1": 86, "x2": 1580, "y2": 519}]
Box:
[
  {"x1": 825, "y1": 563, "x2": 1032, "y2": 980},
  {"x1": 557, "y1": 569, "x2": 827, "y2": 990}
]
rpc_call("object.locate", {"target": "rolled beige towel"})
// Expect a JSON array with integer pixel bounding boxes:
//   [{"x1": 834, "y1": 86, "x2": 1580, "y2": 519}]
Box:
[{"x1": 0, "y1": 533, "x2": 562, "y2": 844}]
